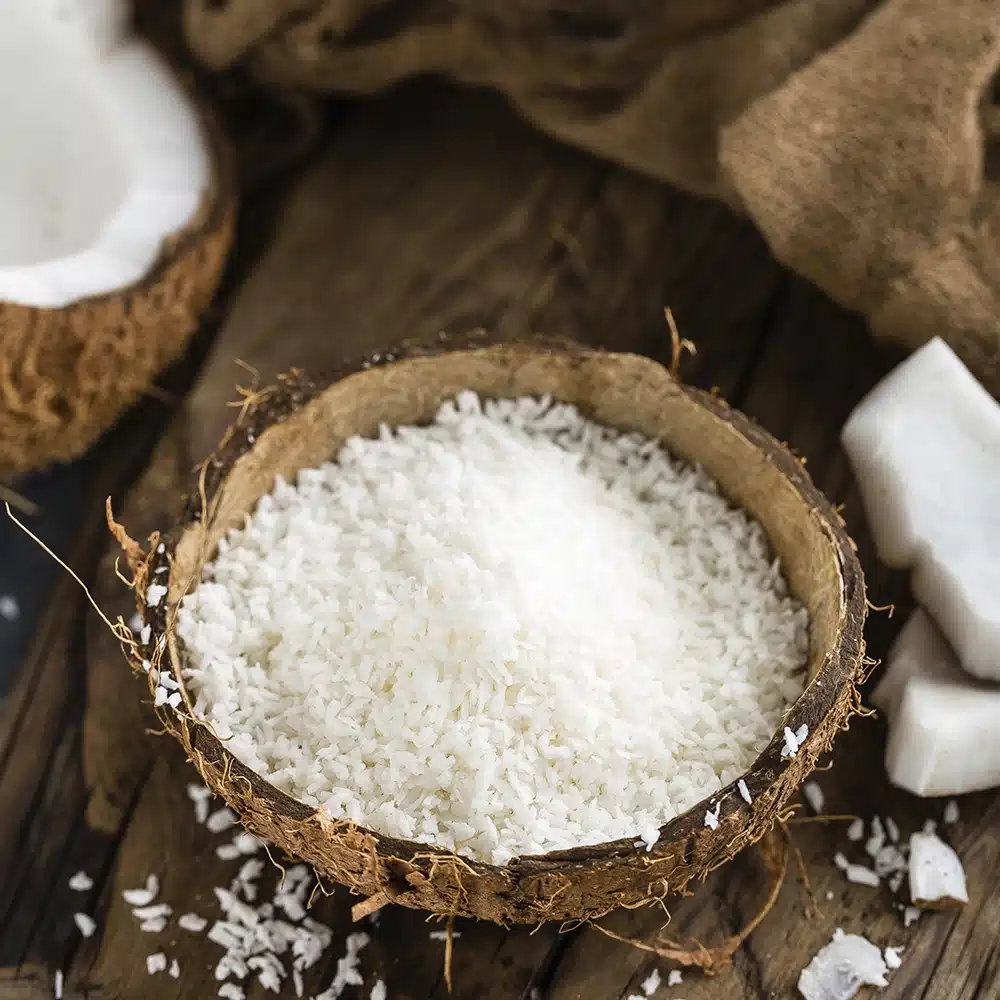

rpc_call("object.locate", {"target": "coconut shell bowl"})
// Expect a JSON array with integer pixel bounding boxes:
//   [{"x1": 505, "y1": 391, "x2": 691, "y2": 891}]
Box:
[{"x1": 118, "y1": 339, "x2": 866, "y2": 926}]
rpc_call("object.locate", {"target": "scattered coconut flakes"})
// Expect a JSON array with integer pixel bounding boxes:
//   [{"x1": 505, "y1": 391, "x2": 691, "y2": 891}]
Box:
[
  {"x1": 903, "y1": 906, "x2": 921, "y2": 927},
  {"x1": 642, "y1": 968, "x2": 662, "y2": 994},
  {"x1": 157, "y1": 543, "x2": 165, "y2": 554},
  {"x1": 68, "y1": 871, "x2": 93, "y2": 892},
  {"x1": 833, "y1": 853, "x2": 849, "y2": 871},
  {"x1": 133, "y1": 903, "x2": 172, "y2": 921},
  {"x1": 0, "y1": 595, "x2": 21, "y2": 622},
  {"x1": 798, "y1": 929, "x2": 888, "y2": 1000},
  {"x1": 169, "y1": 959, "x2": 180, "y2": 979},
  {"x1": 167, "y1": 692, "x2": 182, "y2": 709},
  {"x1": 841, "y1": 863, "x2": 880, "y2": 888},
  {"x1": 187, "y1": 782, "x2": 212, "y2": 824},
  {"x1": 233, "y1": 832, "x2": 263, "y2": 855},
  {"x1": 738, "y1": 778, "x2": 752, "y2": 804},
  {"x1": 179, "y1": 912, "x2": 208, "y2": 932},
  {"x1": 943, "y1": 801, "x2": 959, "y2": 825},
  {"x1": 314, "y1": 931, "x2": 370, "y2": 1000},
  {"x1": 176, "y1": 394, "x2": 810, "y2": 863},
  {"x1": 73, "y1": 913, "x2": 96, "y2": 938},
  {"x1": 909, "y1": 831, "x2": 968, "y2": 908},
  {"x1": 704, "y1": 801, "x2": 722, "y2": 830},
  {"x1": 429, "y1": 930, "x2": 461, "y2": 941},
  {"x1": 846, "y1": 818, "x2": 864, "y2": 842},
  {"x1": 207, "y1": 808, "x2": 238, "y2": 834},
  {"x1": 294, "y1": 968, "x2": 305, "y2": 997},
  {"x1": 866, "y1": 816, "x2": 886, "y2": 858},
  {"x1": 825, "y1": 891, "x2": 834, "y2": 901},
  {"x1": 885, "y1": 817, "x2": 900, "y2": 843},
  {"x1": 923, "y1": 818, "x2": 937, "y2": 835},
  {"x1": 54, "y1": 969, "x2": 64, "y2": 1000},
  {"x1": 146, "y1": 953, "x2": 167, "y2": 975},
  {"x1": 123, "y1": 874, "x2": 159, "y2": 907},
  {"x1": 146, "y1": 583, "x2": 167, "y2": 608},
  {"x1": 803, "y1": 781, "x2": 825, "y2": 814},
  {"x1": 888, "y1": 872, "x2": 905, "y2": 894},
  {"x1": 666, "y1": 969, "x2": 683, "y2": 988},
  {"x1": 218, "y1": 985, "x2": 245, "y2": 1000},
  {"x1": 370, "y1": 982, "x2": 387, "y2": 1000},
  {"x1": 141, "y1": 917, "x2": 169, "y2": 933},
  {"x1": 217, "y1": 843, "x2": 243, "y2": 861},
  {"x1": 883, "y1": 947, "x2": 903, "y2": 970},
  {"x1": 873, "y1": 844, "x2": 907, "y2": 878},
  {"x1": 129, "y1": 612, "x2": 143, "y2": 633},
  {"x1": 782, "y1": 727, "x2": 801, "y2": 758}
]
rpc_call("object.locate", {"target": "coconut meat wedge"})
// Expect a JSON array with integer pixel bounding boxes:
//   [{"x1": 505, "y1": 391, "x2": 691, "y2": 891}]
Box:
[{"x1": 0, "y1": 0, "x2": 210, "y2": 308}]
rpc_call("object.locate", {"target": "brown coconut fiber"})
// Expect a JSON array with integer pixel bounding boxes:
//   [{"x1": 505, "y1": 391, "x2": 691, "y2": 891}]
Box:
[
  {"x1": 180, "y1": 0, "x2": 1000, "y2": 395},
  {"x1": 113, "y1": 338, "x2": 867, "y2": 927},
  {"x1": 0, "y1": 87, "x2": 236, "y2": 480}
]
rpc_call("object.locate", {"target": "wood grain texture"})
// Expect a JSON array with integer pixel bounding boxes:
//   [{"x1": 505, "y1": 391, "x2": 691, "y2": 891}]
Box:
[{"x1": 2, "y1": 80, "x2": 998, "y2": 999}]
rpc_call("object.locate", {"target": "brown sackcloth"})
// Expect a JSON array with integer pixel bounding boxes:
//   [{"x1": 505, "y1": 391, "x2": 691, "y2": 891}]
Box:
[{"x1": 181, "y1": 0, "x2": 1000, "y2": 392}]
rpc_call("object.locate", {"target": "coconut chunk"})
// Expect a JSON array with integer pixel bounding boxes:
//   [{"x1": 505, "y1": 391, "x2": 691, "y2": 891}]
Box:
[
  {"x1": 875, "y1": 610, "x2": 1000, "y2": 796},
  {"x1": 842, "y1": 338, "x2": 1000, "y2": 681},
  {"x1": 909, "y1": 831, "x2": 968, "y2": 909},
  {"x1": 798, "y1": 929, "x2": 888, "y2": 1000}
]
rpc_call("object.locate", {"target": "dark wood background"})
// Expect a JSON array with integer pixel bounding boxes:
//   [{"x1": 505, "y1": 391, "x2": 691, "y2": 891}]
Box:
[{"x1": 2, "y1": 77, "x2": 998, "y2": 1000}]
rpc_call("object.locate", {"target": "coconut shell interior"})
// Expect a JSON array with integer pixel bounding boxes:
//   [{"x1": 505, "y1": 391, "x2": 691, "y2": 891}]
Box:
[{"x1": 149, "y1": 341, "x2": 866, "y2": 925}]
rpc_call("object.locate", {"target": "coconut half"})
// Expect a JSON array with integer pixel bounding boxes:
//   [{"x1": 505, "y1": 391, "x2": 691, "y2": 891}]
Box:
[
  {"x1": 0, "y1": 0, "x2": 235, "y2": 476},
  {"x1": 120, "y1": 339, "x2": 866, "y2": 925}
]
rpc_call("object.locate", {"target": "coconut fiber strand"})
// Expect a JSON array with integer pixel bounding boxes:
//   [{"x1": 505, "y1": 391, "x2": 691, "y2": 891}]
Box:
[{"x1": 182, "y1": 0, "x2": 1000, "y2": 394}]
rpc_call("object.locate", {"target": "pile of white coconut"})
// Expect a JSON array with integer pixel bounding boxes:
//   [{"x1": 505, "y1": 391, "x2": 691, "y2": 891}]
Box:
[{"x1": 177, "y1": 391, "x2": 810, "y2": 864}]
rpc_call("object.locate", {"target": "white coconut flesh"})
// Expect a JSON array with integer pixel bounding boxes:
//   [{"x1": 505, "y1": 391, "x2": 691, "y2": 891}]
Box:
[{"x1": 0, "y1": 0, "x2": 210, "y2": 309}]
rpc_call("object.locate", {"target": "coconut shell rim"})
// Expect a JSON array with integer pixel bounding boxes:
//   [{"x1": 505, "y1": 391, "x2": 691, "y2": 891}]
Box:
[{"x1": 132, "y1": 335, "x2": 866, "y2": 916}]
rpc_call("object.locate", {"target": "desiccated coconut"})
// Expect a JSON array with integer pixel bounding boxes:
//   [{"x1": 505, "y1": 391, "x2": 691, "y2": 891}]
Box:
[
  {"x1": 73, "y1": 913, "x2": 96, "y2": 938},
  {"x1": 123, "y1": 874, "x2": 159, "y2": 907},
  {"x1": 909, "y1": 831, "x2": 968, "y2": 909},
  {"x1": 146, "y1": 953, "x2": 167, "y2": 975},
  {"x1": 68, "y1": 871, "x2": 93, "y2": 891},
  {"x1": 177, "y1": 393, "x2": 809, "y2": 864},
  {"x1": 803, "y1": 781, "x2": 825, "y2": 814}
]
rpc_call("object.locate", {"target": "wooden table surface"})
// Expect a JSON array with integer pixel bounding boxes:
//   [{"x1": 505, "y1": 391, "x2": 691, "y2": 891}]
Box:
[{"x1": 2, "y1": 78, "x2": 998, "y2": 1000}]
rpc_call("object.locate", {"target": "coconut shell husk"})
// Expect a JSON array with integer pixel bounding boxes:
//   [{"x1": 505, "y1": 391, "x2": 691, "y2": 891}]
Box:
[
  {"x1": 0, "y1": 81, "x2": 236, "y2": 480},
  {"x1": 113, "y1": 337, "x2": 867, "y2": 926}
]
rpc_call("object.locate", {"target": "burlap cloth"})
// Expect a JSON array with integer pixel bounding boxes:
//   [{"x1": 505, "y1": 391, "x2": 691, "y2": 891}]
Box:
[{"x1": 182, "y1": 0, "x2": 1000, "y2": 392}]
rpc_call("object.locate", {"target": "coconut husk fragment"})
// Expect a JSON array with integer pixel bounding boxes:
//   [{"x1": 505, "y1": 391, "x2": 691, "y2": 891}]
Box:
[
  {"x1": 114, "y1": 338, "x2": 866, "y2": 925},
  {"x1": 0, "y1": 87, "x2": 235, "y2": 479},
  {"x1": 180, "y1": 0, "x2": 1000, "y2": 395}
]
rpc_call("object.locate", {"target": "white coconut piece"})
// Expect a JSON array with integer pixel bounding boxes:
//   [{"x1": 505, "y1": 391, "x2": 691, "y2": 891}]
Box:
[
  {"x1": 798, "y1": 929, "x2": 889, "y2": 1000},
  {"x1": 908, "y1": 831, "x2": 968, "y2": 909},
  {"x1": 875, "y1": 610, "x2": 1000, "y2": 796},
  {"x1": 842, "y1": 337, "x2": 1000, "y2": 681},
  {"x1": 0, "y1": 0, "x2": 210, "y2": 309}
]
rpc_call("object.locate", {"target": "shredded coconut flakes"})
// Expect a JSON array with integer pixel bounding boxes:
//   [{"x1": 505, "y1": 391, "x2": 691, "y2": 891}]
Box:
[{"x1": 177, "y1": 393, "x2": 809, "y2": 864}]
